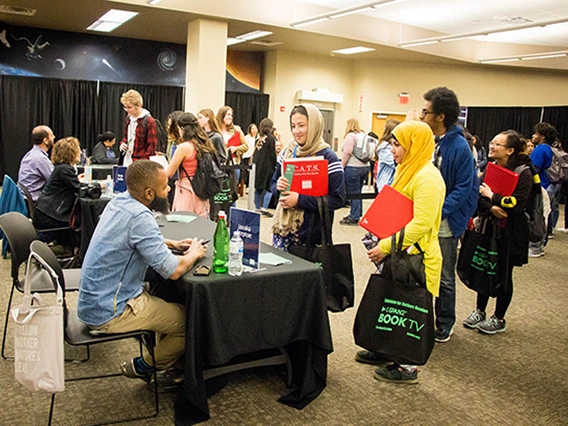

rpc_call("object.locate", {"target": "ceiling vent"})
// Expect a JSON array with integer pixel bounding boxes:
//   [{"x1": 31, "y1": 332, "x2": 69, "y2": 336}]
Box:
[
  {"x1": 250, "y1": 40, "x2": 283, "y2": 47},
  {"x1": 0, "y1": 5, "x2": 37, "y2": 16},
  {"x1": 498, "y1": 16, "x2": 533, "y2": 25}
]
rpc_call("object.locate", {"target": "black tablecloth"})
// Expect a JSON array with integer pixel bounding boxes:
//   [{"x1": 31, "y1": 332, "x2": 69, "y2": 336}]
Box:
[{"x1": 159, "y1": 214, "x2": 333, "y2": 425}]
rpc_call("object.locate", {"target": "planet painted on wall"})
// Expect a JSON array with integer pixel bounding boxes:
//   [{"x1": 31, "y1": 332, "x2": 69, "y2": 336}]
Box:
[{"x1": 54, "y1": 58, "x2": 66, "y2": 70}]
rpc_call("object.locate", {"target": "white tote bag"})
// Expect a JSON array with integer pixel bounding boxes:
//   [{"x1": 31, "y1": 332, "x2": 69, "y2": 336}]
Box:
[{"x1": 11, "y1": 250, "x2": 65, "y2": 393}]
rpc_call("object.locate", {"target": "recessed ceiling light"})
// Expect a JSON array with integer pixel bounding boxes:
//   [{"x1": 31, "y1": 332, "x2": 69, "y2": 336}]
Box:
[
  {"x1": 227, "y1": 37, "x2": 246, "y2": 46},
  {"x1": 236, "y1": 30, "x2": 273, "y2": 41},
  {"x1": 332, "y1": 46, "x2": 375, "y2": 55},
  {"x1": 87, "y1": 9, "x2": 138, "y2": 33},
  {"x1": 147, "y1": 0, "x2": 162, "y2": 4}
]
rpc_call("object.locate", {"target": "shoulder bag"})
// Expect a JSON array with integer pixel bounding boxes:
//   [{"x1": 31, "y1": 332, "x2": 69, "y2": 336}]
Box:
[
  {"x1": 289, "y1": 197, "x2": 355, "y2": 312},
  {"x1": 12, "y1": 248, "x2": 65, "y2": 393},
  {"x1": 353, "y1": 230, "x2": 434, "y2": 365}
]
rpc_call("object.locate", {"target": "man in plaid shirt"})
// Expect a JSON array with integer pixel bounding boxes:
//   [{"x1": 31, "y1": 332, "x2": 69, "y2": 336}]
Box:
[{"x1": 119, "y1": 89, "x2": 158, "y2": 166}]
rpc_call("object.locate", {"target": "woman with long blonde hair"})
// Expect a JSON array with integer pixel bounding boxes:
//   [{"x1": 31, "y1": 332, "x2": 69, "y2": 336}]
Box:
[{"x1": 340, "y1": 117, "x2": 368, "y2": 226}]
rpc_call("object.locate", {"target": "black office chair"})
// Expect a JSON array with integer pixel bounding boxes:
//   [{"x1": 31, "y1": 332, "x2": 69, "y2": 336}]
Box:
[
  {"x1": 0, "y1": 212, "x2": 81, "y2": 360},
  {"x1": 29, "y1": 240, "x2": 159, "y2": 425}
]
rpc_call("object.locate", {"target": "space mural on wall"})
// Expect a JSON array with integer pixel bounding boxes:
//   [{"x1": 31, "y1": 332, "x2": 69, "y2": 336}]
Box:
[{"x1": 0, "y1": 23, "x2": 186, "y2": 86}]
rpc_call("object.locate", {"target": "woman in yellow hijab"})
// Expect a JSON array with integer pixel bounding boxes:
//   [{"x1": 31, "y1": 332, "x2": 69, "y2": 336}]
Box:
[
  {"x1": 272, "y1": 103, "x2": 346, "y2": 251},
  {"x1": 356, "y1": 121, "x2": 446, "y2": 384}
]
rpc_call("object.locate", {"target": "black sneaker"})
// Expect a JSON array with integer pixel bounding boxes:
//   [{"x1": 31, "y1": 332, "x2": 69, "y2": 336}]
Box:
[
  {"x1": 148, "y1": 368, "x2": 185, "y2": 393},
  {"x1": 373, "y1": 364, "x2": 418, "y2": 384},
  {"x1": 463, "y1": 309, "x2": 486, "y2": 329},
  {"x1": 260, "y1": 209, "x2": 273, "y2": 218},
  {"x1": 434, "y1": 327, "x2": 454, "y2": 343},
  {"x1": 477, "y1": 315, "x2": 506, "y2": 335},
  {"x1": 355, "y1": 350, "x2": 392, "y2": 365},
  {"x1": 339, "y1": 217, "x2": 359, "y2": 226}
]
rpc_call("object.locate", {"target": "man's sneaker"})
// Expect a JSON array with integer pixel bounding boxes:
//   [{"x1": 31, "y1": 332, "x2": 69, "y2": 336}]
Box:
[
  {"x1": 373, "y1": 364, "x2": 418, "y2": 384},
  {"x1": 148, "y1": 368, "x2": 185, "y2": 393},
  {"x1": 434, "y1": 327, "x2": 454, "y2": 343},
  {"x1": 355, "y1": 350, "x2": 392, "y2": 365},
  {"x1": 463, "y1": 309, "x2": 486, "y2": 329},
  {"x1": 528, "y1": 248, "x2": 545, "y2": 258},
  {"x1": 556, "y1": 227, "x2": 568, "y2": 233},
  {"x1": 477, "y1": 315, "x2": 506, "y2": 335},
  {"x1": 120, "y1": 358, "x2": 153, "y2": 382},
  {"x1": 260, "y1": 209, "x2": 273, "y2": 218},
  {"x1": 339, "y1": 217, "x2": 359, "y2": 226}
]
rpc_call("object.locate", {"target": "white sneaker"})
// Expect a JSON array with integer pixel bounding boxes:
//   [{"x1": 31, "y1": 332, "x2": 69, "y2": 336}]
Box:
[
  {"x1": 528, "y1": 248, "x2": 545, "y2": 258},
  {"x1": 556, "y1": 227, "x2": 568, "y2": 233}
]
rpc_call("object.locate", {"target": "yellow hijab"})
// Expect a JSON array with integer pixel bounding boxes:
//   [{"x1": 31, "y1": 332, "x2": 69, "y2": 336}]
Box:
[
  {"x1": 391, "y1": 121, "x2": 435, "y2": 192},
  {"x1": 272, "y1": 103, "x2": 329, "y2": 237}
]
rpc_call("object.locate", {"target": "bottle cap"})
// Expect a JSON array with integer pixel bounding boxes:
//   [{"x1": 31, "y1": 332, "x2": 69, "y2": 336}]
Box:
[{"x1": 218, "y1": 210, "x2": 226, "y2": 219}]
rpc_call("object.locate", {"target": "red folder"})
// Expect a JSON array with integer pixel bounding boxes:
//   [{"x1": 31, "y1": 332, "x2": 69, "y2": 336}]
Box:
[
  {"x1": 283, "y1": 156, "x2": 328, "y2": 196},
  {"x1": 359, "y1": 185, "x2": 413, "y2": 239},
  {"x1": 484, "y1": 162, "x2": 519, "y2": 196},
  {"x1": 227, "y1": 132, "x2": 241, "y2": 147}
]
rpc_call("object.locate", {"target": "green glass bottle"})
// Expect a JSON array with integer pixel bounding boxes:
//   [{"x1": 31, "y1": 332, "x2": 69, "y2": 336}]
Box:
[{"x1": 212, "y1": 210, "x2": 229, "y2": 273}]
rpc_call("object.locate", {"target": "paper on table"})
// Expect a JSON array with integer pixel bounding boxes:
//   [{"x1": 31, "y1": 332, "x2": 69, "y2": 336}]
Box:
[
  {"x1": 150, "y1": 155, "x2": 169, "y2": 169},
  {"x1": 259, "y1": 252, "x2": 292, "y2": 266},
  {"x1": 166, "y1": 214, "x2": 197, "y2": 224}
]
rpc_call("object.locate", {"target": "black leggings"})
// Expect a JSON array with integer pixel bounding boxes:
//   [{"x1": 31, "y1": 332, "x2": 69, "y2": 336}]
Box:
[{"x1": 476, "y1": 264, "x2": 514, "y2": 320}]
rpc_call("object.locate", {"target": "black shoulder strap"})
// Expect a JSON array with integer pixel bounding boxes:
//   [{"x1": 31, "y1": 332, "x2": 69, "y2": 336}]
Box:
[{"x1": 316, "y1": 196, "x2": 332, "y2": 246}]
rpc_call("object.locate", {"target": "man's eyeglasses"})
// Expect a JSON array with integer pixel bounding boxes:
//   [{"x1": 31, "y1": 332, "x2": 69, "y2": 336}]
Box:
[{"x1": 421, "y1": 109, "x2": 436, "y2": 117}]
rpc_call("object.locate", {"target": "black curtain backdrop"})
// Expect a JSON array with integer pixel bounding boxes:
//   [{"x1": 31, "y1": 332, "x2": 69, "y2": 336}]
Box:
[
  {"x1": 225, "y1": 91, "x2": 270, "y2": 133},
  {"x1": 0, "y1": 75, "x2": 98, "y2": 180},
  {"x1": 466, "y1": 107, "x2": 542, "y2": 150},
  {"x1": 542, "y1": 106, "x2": 568, "y2": 150},
  {"x1": 0, "y1": 76, "x2": 184, "y2": 180}
]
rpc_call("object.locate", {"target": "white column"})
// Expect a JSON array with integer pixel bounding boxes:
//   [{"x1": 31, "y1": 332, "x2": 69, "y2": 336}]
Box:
[{"x1": 185, "y1": 19, "x2": 228, "y2": 113}]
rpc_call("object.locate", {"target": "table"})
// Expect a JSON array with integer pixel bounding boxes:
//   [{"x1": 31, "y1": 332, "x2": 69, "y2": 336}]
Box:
[{"x1": 159, "y1": 213, "x2": 333, "y2": 425}]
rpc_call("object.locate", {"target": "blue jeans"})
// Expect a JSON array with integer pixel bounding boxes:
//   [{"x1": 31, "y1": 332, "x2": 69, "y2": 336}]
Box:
[
  {"x1": 345, "y1": 166, "x2": 368, "y2": 220},
  {"x1": 435, "y1": 237, "x2": 458, "y2": 331},
  {"x1": 254, "y1": 189, "x2": 271, "y2": 210},
  {"x1": 547, "y1": 183, "x2": 560, "y2": 234}
]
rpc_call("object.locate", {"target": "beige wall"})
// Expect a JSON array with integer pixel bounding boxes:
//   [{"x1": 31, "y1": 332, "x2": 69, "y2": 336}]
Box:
[{"x1": 263, "y1": 50, "x2": 568, "y2": 149}]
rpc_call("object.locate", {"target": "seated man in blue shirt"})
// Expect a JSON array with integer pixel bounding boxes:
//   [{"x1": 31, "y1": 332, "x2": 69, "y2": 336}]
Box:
[
  {"x1": 77, "y1": 160, "x2": 207, "y2": 382},
  {"x1": 18, "y1": 125, "x2": 55, "y2": 201}
]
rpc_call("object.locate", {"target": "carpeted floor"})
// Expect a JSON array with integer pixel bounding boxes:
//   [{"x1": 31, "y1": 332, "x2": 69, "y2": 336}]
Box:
[{"x1": 1, "y1": 196, "x2": 567, "y2": 425}]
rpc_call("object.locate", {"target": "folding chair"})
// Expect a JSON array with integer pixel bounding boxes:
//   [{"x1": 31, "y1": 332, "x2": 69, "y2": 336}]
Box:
[
  {"x1": 29, "y1": 241, "x2": 159, "y2": 425},
  {"x1": 0, "y1": 212, "x2": 81, "y2": 360}
]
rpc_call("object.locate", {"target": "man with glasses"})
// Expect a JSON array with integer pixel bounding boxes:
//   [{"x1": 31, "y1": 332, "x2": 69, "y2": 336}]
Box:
[
  {"x1": 119, "y1": 89, "x2": 158, "y2": 166},
  {"x1": 421, "y1": 87, "x2": 479, "y2": 343},
  {"x1": 17, "y1": 125, "x2": 55, "y2": 201}
]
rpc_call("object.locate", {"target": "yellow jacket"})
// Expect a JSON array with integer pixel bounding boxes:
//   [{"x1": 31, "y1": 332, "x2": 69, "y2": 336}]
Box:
[{"x1": 378, "y1": 162, "x2": 445, "y2": 296}]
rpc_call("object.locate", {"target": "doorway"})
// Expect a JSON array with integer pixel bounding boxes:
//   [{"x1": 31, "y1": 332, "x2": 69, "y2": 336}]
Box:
[
  {"x1": 319, "y1": 109, "x2": 335, "y2": 145},
  {"x1": 371, "y1": 112, "x2": 407, "y2": 139}
]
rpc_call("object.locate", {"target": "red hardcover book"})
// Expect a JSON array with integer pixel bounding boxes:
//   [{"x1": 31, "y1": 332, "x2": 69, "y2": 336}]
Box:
[
  {"x1": 484, "y1": 162, "x2": 519, "y2": 196},
  {"x1": 227, "y1": 132, "x2": 241, "y2": 147},
  {"x1": 283, "y1": 156, "x2": 328, "y2": 196},
  {"x1": 359, "y1": 185, "x2": 413, "y2": 239}
]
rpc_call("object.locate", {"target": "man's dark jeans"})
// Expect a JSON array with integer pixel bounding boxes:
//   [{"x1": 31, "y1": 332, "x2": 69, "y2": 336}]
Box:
[{"x1": 435, "y1": 236, "x2": 458, "y2": 331}]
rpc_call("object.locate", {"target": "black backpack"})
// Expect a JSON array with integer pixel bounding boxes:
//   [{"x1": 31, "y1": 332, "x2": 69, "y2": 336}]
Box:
[
  {"x1": 181, "y1": 152, "x2": 226, "y2": 200},
  {"x1": 545, "y1": 146, "x2": 568, "y2": 184},
  {"x1": 515, "y1": 164, "x2": 546, "y2": 243},
  {"x1": 143, "y1": 116, "x2": 168, "y2": 155}
]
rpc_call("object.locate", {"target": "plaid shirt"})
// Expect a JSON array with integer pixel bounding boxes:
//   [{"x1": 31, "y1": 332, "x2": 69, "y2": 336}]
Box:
[
  {"x1": 433, "y1": 135, "x2": 443, "y2": 171},
  {"x1": 123, "y1": 115, "x2": 157, "y2": 161}
]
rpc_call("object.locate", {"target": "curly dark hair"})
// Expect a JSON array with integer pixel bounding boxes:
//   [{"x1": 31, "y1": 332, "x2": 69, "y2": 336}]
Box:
[
  {"x1": 423, "y1": 87, "x2": 460, "y2": 129},
  {"x1": 533, "y1": 122, "x2": 558, "y2": 145}
]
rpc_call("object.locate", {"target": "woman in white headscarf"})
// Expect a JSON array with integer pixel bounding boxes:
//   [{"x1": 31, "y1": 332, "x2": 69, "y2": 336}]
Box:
[{"x1": 272, "y1": 103, "x2": 345, "y2": 250}]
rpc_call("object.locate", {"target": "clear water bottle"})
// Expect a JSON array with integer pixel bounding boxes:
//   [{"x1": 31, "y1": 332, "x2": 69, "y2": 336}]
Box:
[
  {"x1": 228, "y1": 231, "x2": 244, "y2": 276},
  {"x1": 103, "y1": 175, "x2": 113, "y2": 198},
  {"x1": 213, "y1": 211, "x2": 229, "y2": 273}
]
